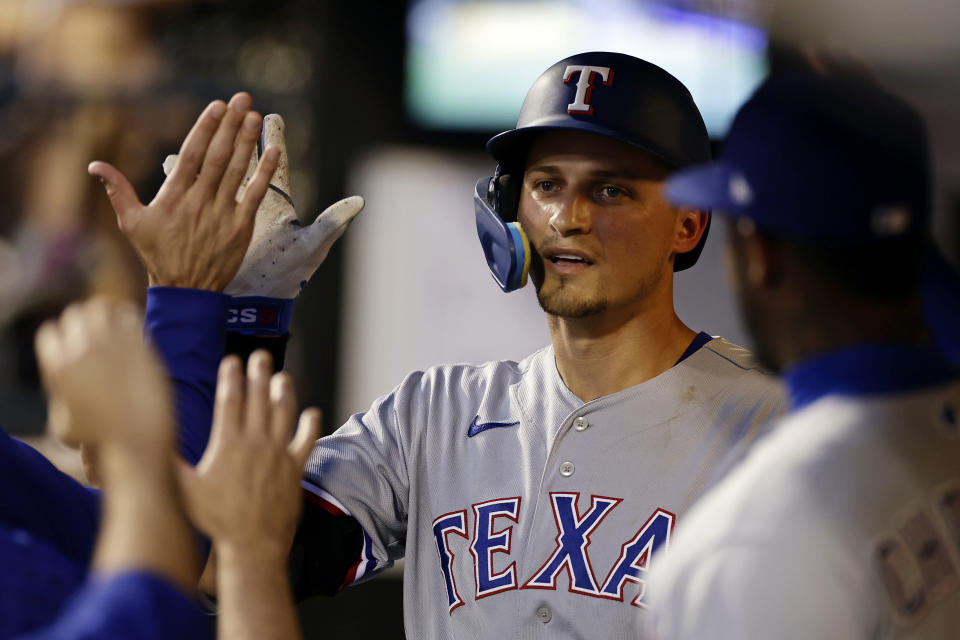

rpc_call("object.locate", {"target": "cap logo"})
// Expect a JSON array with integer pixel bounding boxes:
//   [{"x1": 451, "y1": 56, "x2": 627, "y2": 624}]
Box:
[
  {"x1": 563, "y1": 65, "x2": 613, "y2": 115},
  {"x1": 729, "y1": 172, "x2": 753, "y2": 206},
  {"x1": 870, "y1": 205, "x2": 912, "y2": 236}
]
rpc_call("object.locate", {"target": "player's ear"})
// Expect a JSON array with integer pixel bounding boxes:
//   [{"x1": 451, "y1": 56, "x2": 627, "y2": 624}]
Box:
[
  {"x1": 673, "y1": 208, "x2": 709, "y2": 254},
  {"x1": 728, "y1": 217, "x2": 779, "y2": 288}
]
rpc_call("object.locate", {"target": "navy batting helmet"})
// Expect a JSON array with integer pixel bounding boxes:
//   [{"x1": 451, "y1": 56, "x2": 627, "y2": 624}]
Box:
[{"x1": 474, "y1": 51, "x2": 712, "y2": 292}]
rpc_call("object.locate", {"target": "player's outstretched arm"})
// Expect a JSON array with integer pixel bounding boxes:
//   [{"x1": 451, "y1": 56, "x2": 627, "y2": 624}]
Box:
[
  {"x1": 177, "y1": 350, "x2": 320, "y2": 640},
  {"x1": 34, "y1": 298, "x2": 196, "y2": 590},
  {"x1": 162, "y1": 113, "x2": 364, "y2": 368},
  {"x1": 32, "y1": 298, "x2": 207, "y2": 638}
]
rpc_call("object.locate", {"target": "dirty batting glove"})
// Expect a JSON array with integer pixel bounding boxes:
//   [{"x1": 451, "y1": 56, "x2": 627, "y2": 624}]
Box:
[{"x1": 163, "y1": 114, "x2": 364, "y2": 337}]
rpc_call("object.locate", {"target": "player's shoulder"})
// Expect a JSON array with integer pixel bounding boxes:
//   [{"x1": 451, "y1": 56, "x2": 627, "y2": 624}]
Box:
[
  {"x1": 690, "y1": 336, "x2": 785, "y2": 401},
  {"x1": 392, "y1": 345, "x2": 553, "y2": 397},
  {"x1": 695, "y1": 336, "x2": 769, "y2": 373}
]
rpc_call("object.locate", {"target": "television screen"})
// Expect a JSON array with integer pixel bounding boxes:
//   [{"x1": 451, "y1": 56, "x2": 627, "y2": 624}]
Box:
[{"x1": 406, "y1": 0, "x2": 767, "y2": 137}]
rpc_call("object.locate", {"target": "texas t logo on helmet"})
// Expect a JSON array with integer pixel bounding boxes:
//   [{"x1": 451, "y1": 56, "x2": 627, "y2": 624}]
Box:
[
  {"x1": 473, "y1": 52, "x2": 713, "y2": 293},
  {"x1": 563, "y1": 65, "x2": 613, "y2": 115}
]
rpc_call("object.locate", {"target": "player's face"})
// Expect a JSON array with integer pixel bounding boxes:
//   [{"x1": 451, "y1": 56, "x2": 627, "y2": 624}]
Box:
[
  {"x1": 724, "y1": 218, "x2": 781, "y2": 372},
  {"x1": 518, "y1": 131, "x2": 696, "y2": 319}
]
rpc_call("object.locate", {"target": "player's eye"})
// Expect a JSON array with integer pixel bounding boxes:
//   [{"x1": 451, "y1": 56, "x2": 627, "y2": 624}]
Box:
[
  {"x1": 598, "y1": 185, "x2": 627, "y2": 200},
  {"x1": 535, "y1": 179, "x2": 558, "y2": 193}
]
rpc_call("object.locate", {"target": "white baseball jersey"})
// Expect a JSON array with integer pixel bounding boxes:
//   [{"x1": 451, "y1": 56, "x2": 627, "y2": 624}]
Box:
[
  {"x1": 648, "y1": 371, "x2": 960, "y2": 639},
  {"x1": 304, "y1": 337, "x2": 784, "y2": 638}
]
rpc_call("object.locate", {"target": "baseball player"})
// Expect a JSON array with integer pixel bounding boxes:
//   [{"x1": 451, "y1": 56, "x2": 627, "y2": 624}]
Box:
[
  {"x1": 101, "y1": 52, "x2": 786, "y2": 638},
  {"x1": 647, "y1": 69, "x2": 960, "y2": 638}
]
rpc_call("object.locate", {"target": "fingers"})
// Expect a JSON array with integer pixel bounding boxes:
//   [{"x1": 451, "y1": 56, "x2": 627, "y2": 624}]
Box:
[
  {"x1": 236, "y1": 146, "x2": 281, "y2": 223},
  {"x1": 268, "y1": 372, "x2": 298, "y2": 443},
  {"x1": 194, "y1": 93, "x2": 253, "y2": 202},
  {"x1": 34, "y1": 320, "x2": 63, "y2": 385},
  {"x1": 261, "y1": 114, "x2": 291, "y2": 195},
  {"x1": 305, "y1": 195, "x2": 365, "y2": 254},
  {"x1": 58, "y1": 303, "x2": 90, "y2": 358},
  {"x1": 87, "y1": 161, "x2": 143, "y2": 232},
  {"x1": 244, "y1": 350, "x2": 273, "y2": 434},
  {"x1": 289, "y1": 407, "x2": 321, "y2": 469},
  {"x1": 314, "y1": 195, "x2": 365, "y2": 230},
  {"x1": 215, "y1": 110, "x2": 263, "y2": 209},
  {"x1": 163, "y1": 99, "x2": 229, "y2": 195},
  {"x1": 210, "y1": 356, "x2": 244, "y2": 450}
]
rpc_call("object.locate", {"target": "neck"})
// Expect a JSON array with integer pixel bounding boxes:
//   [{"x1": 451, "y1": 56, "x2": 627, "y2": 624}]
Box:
[
  {"x1": 547, "y1": 288, "x2": 696, "y2": 401},
  {"x1": 771, "y1": 295, "x2": 927, "y2": 372}
]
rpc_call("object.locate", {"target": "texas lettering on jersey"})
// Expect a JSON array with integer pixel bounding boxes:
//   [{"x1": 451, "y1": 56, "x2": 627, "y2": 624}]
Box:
[{"x1": 432, "y1": 493, "x2": 674, "y2": 614}]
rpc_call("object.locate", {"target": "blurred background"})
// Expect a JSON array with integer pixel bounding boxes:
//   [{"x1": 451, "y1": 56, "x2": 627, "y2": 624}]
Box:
[{"x1": 0, "y1": 0, "x2": 956, "y2": 636}]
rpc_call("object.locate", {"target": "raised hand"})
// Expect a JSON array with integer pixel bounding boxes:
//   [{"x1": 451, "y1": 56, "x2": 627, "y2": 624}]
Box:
[
  {"x1": 176, "y1": 350, "x2": 320, "y2": 558},
  {"x1": 34, "y1": 297, "x2": 173, "y2": 452},
  {"x1": 89, "y1": 93, "x2": 281, "y2": 292},
  {"x1": 163, "y1": 114, "x2": 364, "y2": 299}
]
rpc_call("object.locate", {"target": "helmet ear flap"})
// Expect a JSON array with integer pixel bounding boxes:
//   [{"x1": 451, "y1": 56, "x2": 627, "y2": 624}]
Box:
[{"x1": 474, "y1": 168, "x2": 531, "y2": 292}]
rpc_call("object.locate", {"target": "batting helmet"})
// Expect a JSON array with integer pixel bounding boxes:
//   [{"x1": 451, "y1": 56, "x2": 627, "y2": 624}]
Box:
[{"x1": 474, "y1": 51, "x2": 713, "y2": 292}]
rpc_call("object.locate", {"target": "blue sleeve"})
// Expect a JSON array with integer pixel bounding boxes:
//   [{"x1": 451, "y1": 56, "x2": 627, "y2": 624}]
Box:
[
  {"x1": 0, "y1": 525, "x2": 86, "y2": 638},
  {"x1": 0, "y1": 428, "x2": 99, "y2": 565},
  {"x1": 15, "y1": 572, "x2": 212, "y2": 640},
  {"x1": 145, "y1": 287, "x2": 230, "y2": 466}
]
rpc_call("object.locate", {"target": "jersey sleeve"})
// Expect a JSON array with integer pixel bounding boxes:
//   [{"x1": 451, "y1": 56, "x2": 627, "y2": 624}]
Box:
[
  {"x1": 15, "y1": 572, "x2": 210, "y2": 640},
  {"x1": 0, "y1": 524, "x2": 86, "y2": 638},
  {"x1": 299, "y1": 376, "x2": 420, "y2": 591},
  {"x1": 0, "y1": 427, "x2": 100, "y2": 565},
  {"x1": 144, "y1": 287, "x2": 230, "y2": 466}
]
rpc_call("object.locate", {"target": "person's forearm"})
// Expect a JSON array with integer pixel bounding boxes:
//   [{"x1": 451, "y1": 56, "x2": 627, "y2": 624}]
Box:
[
  {"x1": 93, "y1": 447, "x2": 197, "y2": 592},
  {"x1": 216, "y1": 544, "x2": 302, "y2": 640}
]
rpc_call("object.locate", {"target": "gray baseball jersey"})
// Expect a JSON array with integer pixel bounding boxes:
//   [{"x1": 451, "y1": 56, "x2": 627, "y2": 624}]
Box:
[
  {"x1": 304, "y1": 337, "x2": 784, "y2": 638},
  {"x1": 648, "y1": 378, "x2": 960, "y2": 639}
]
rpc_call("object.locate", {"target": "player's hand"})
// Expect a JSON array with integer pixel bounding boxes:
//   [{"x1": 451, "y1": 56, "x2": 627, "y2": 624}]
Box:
[
  {"x1": 176, "y1": 350, "x2": 321, "y2": 558},
  {"x1": 89, "y1": 93, "x2": 281, "y2": 292},
  {"x1": 34, "y1": 297, "x2": 173, "y2": 453},
  {"x1": 163, "y1": 114, "x2": 364, "y2": 299}
]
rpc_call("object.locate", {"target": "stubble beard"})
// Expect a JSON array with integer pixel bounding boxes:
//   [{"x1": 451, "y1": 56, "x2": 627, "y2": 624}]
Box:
[
  {"x1": 534, "y1": 266, "x2": 665, "y2": 319},
  {"x1": 536, "y1": 279, "x2": 608, "y2": 318}
]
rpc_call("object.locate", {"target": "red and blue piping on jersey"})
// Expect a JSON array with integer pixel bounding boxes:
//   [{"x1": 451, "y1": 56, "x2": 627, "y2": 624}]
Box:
[
  {"x1": 301, "y1": 482, "x2": 378, "y2": 589},
  {"x1": 432, "y1": 493, "x2": 674, "y2": 615}
]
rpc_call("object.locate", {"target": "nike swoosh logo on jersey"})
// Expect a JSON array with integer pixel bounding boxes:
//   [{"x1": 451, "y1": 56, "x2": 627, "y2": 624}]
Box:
[{"x1": 467, "y1": 417, "x2": 520, "y2": 438}]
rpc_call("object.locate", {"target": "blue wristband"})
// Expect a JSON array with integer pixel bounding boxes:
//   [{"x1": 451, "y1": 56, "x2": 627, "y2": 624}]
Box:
[{"x1": 226, "y1": 297, "x2": 294, "y2": 335}]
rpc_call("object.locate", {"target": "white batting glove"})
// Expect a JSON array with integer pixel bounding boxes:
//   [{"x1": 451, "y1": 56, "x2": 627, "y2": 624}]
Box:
[{"x1": 163, "y1": 114, "x2": 364, "y2": 334}]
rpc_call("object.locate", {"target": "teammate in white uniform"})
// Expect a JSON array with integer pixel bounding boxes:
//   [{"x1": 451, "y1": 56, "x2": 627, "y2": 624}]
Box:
[
  {"x1": 293, "y1": 52, "x2": 784, "y2": 638},
  {"x1": 648, "y1": 69, "x2": 960, "y2": 638}
]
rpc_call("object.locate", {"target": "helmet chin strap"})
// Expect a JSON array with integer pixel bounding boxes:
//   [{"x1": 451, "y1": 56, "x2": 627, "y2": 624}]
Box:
[{"x1": 473, "y1": 177, "x2": 530, "y2": 292}]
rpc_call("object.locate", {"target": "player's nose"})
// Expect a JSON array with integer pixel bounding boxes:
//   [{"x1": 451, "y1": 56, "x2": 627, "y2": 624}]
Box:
[{"x1": 549, "y1": 191, "x2": 592, "y2": 236}]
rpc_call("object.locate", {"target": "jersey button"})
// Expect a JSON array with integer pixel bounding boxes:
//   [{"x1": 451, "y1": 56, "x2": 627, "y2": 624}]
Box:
[
  {"x1": 535, "y1": 606, "x2": 552, "y2": 623},
  {"x1": 559, "y1": 461, "x2": 575, "y2": 477},
  {"x1": 573, "y1": 416, "x2": 589, "y2": 431}
]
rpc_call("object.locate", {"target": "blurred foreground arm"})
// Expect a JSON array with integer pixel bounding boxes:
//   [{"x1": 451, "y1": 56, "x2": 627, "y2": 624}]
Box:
[
  {"x1": 178, "y1": 350, "x2": 320, "y2": 640},
  {"x1": 32, "y1": 298, "x2": 206, "y2": 638}
]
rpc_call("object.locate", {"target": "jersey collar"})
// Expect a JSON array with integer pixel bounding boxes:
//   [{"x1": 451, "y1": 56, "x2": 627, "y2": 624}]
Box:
[{"x1": 784, "y1": 342, "x2": 956, "y2": 411}]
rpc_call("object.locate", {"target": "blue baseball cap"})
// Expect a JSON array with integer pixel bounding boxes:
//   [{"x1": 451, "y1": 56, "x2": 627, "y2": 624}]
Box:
[{"x1": 665, "y1": 71, "x2": 930, "y2": 243}]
